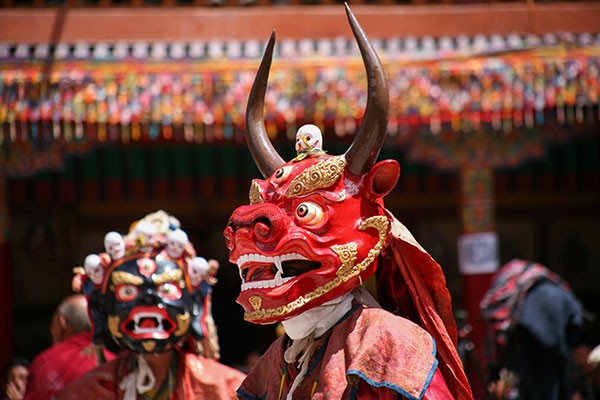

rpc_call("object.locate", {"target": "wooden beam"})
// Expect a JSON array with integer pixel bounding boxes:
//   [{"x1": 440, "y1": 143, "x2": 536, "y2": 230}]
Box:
[{"x1": 0, "y1": 3, "x2": 598, "y2": 43}]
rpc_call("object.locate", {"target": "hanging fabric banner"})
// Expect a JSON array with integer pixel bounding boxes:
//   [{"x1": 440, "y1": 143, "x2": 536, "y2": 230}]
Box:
[{"x1": 0, "y1": 37, "x2": 598, "y2": 176}]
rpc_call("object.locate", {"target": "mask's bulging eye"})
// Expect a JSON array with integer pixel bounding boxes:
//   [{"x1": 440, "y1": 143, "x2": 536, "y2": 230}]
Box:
[
  {"x1": 116, "y1": 284, "x2": 139, "y2": 302},
  {"x1": 158, "y1": 282, "x2": 182, "y2": 300},
  {"x1": 295, "y1": 202, "x2": 324, "y2": 226},
  {"x1": 273, "y1": 166, "x2": 293, "y2": 183}
]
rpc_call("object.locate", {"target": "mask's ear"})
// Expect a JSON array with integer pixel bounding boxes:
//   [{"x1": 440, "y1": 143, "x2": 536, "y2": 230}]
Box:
[
  {"x1": 87, "y1": 291, "x2": 108, "y2": 346},
  {"x1": 364, "y1": 160, "x2": 400, "y2": 200},
  {"x1": 189, "y1": 288, "x2": 207, "y2": 340}
]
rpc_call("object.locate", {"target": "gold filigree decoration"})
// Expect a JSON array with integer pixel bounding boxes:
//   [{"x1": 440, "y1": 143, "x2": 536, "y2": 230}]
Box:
[
  {"x1": 244, "y1": 216, "x2": 390, "y2": 321},
  {"x1": 248, "y1": 296, "x2": 262, "y2": 311},
  {"x1": 111, "y1": 271, "x2": 144, "y2": 286},
  {"x1": 332, "y1": 243, "x2": 358, "y2": 277},
  {"x1": 174, "y1": 312, "x2": 190, "y2": 336},
  {"x1": 142, "y1": 341, "x2": 156, "y2": 352},
  {"x1": 249, "y1": 180, "x2": 264, "y2": 205},
  {"x1": 152, "y1": 269, "x2": 183, "y2": 285},
  {"x1": 354, "y1": 216, "x2": 390, "y2": 274},
  {"x1": 286, "y1": 156, "x2": 346, "y2": 198},
  {"x1": 107, "y1": 315, "x2": 123, "y2": 338}
]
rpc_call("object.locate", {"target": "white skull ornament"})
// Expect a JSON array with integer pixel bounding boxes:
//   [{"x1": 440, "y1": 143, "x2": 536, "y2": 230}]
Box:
[
  {"x1": 295, "y1": 124, "x2": 323, "y2": 153},
  {"x1": 188, "y1": 257, "x2": 210, "y2": 287},
  {"x1": 134, "y1": 220, "x2": 157, "y2": 251},
  {"x1": 104, "y1": 231, "x2": 125, "y2": 260},
  {"x1": 166, "y1": 229, "x2": 189, "y2": 259},
  {"x1": 84, "y1": 253, "x2": 104, "y2": 285}
]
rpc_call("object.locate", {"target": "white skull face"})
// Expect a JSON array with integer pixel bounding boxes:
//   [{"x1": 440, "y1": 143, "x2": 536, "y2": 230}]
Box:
[
  {"x1": 84, "y1": 254, "x2": 104, "y2": 285},
  {"x1": 188, "y1": 257, "x2": 209, "y2": 287},
  {"x1": 166, "y1": 229, "x2": 189, "y2": 259},
  {"x1": 295, "y1": 124, "x2": 323, "y2": 152},
  {"x1": 104, "y1": 231, "x2": 125, "y2": 260},
  {"x1": 135, "y1": 221, "x2": 157, "y2": 250}
]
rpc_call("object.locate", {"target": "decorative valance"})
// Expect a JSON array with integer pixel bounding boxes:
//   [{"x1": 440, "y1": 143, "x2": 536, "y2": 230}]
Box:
[{"x1": 1, "y1": 32, "x2": 599, "y2": 176}]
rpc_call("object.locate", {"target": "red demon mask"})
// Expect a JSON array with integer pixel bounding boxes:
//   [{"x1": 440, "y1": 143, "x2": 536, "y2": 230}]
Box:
[{"x1": 223, "y1": 5, "x2": 399, "y2": 324}]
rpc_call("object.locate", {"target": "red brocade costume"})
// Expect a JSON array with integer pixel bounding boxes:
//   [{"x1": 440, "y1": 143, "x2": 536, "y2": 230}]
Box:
[
  {"x1": 58, "y1": 349, "x2": 244, "y2": 400},
  {"x1": 238, "y1": 305, "x2": 453, "y2": 400},
  {"x1": 379, "y1": 216, "x2": 471, "y2": 399}
]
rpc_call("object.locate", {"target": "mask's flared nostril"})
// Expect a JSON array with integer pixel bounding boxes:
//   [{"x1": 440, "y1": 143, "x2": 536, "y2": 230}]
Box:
[
  {"x1": 227, "y1": 204, "x2": 286, "y2": 246},
  {"x1": 253, "y1": 217, "x2": 272, "y2": 239}
]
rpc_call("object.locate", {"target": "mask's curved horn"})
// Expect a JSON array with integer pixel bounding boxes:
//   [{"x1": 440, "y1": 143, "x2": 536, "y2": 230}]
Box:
[
  {"x1": 245, "y1": 31, "x2": 285, "y2": 178},
  {"x1": 343, "y1": 3, "x2": 389, "y2": 176}
]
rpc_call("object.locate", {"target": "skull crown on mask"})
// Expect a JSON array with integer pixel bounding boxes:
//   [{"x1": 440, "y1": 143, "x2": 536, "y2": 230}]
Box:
[{"x1": 79, "y1": 210, "x2": 214, "y2": 354}]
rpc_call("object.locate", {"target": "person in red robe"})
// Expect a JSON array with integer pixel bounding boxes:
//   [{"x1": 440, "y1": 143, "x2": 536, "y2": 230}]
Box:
[
  {"x1": 56, "y1": 210, "x2": 245, "y2": 400},
  {"x1": 223, "y1": 5, "x2": 474, "y2": 399},
  {"x1": 25, "y1": 294, "x2": 115, "y2": 400}
]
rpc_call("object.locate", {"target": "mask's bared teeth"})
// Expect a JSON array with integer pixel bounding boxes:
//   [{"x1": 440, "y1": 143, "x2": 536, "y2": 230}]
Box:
[
  {"x1": 275, "y1": 272, "x2": 283, "y2": 285},
  {"x1": 237, "y1": 252, "x2": 315, "y2": 291},
  {"x1": 274, "y1": 257, "x2": 283, "y2": 275}
]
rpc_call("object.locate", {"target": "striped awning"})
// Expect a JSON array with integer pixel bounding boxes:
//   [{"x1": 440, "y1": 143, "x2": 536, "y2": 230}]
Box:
[{"x1": 1, "y1": 31, "x2": 599, "y2": 61}]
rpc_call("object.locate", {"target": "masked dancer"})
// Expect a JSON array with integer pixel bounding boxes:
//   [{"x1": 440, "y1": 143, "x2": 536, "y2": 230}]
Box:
[
  {"x1": 59, "y1": 210, "x2": 245, "y2": 400},
  {"x1": 223, "y1": 5, "x2": 473, "y2": 400}
]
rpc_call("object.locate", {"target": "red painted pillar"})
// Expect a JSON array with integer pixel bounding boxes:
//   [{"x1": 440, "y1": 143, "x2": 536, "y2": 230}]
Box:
[
  {"x1": 0, "y1": 173, "x2": 14, "y2": 369},
  {"x1": 457, "y1": 168, "x2": 498, "y2": 398}
]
